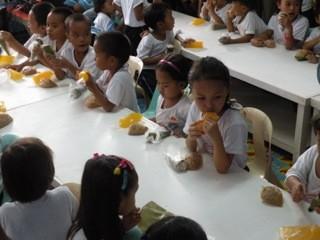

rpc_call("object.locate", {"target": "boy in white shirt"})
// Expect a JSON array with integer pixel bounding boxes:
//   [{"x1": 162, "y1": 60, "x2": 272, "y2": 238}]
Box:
[
  {"x1": 219, "y1": 0, "x2": 267, "y2": 44},
  {"x1": 200, "y1": 0, "x2": 231, "y2": 29},
  {"x1": 285, "y1": 114, "x2": 320, "y2": 205}
]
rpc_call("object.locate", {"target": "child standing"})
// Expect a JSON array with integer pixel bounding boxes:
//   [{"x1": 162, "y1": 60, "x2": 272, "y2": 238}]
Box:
[
  {"x1": 67, "y1": 154, "x2": 141, "y2": 240},
  {"x1": 200, "y1": 0, "x2": 231, "y2": 30},
  {"x1": 219, "y1": 0, "x2": 267, "y2": 44},
  {"x1": 85, "y1": 32, "x2": 139, "y2": 112},
  {"x1": 183, "y1": 57, "x2": 248, "y2": 173},
  {"x1": 251, "y1": 0, "x2": 309, "y2": 50},
  {"x1": 137, "y1": 2, "x2": 176, "y2": 98},
  {"x1": 285, "y1": 115, "x2": 320, "y2": 203},
  {"x1": 155, "y1": 54, "x2": 192, "y2": 137},
  {"x1": 93, "y1": 0, "x2": 117, "y2": 34},
  {"x1": 0, "y1": 137, "x2": 78, "y2": 240}
]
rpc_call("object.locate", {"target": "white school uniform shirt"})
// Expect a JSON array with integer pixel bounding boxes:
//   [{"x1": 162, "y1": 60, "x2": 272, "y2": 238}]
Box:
[
  {"x1": 60, "y1": 45, "x2": 102, "y2": 81},
  {"x1": 183, "y1": 102, "x2": 248, "y2": 169},
  {"x1": 200, "y1": 3, "x2": 231, "y2": 25},
  {"x1": 24, "y1": 34, "x2": 51, "y2": 51},
  {"x1": 302, "y1": 0, "x2": 313, "y2": 12},
  {"x1": 96, "y1": 65, "x2": 139, "y2": 112},
  {"x1": 306, "y1": 27, "x2": 320, "y2": 54},
  {"x1": 233, "y1": 11, "x2": 267, "y2": 36},
  {"x1": 47, "y1": 39, "x2": 71, "y2": 57},
  {"x1": 0, "y1": 186, "x2": 78, "y2": 240},
  {"x1": 156, "y1": 94, "x2": 191, "y2": 131},
  {"x1": 113, "y1": 0, "x2": 147, "y2": 27},
  {"x1": 267, "y1": 14, "x2": 309, "y2": 44},
  {"x1": 93, "y1": 12, "x2": 114, "y2": 33},
  {"x1": 285, "y1": 145, "x2": 320, "y2": 196},
  {"x1": 137, "y1": 30, "x2": 175, "y2": 69}
]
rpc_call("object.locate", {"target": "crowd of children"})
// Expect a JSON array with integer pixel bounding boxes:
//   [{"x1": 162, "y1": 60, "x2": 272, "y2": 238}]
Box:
[{"x1": 1, "y1": 0, "x2": 320, "y2": 239}]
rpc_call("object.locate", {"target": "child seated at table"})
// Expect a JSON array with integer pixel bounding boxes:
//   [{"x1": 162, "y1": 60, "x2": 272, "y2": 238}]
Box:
[
  {"x1": 92, "y1": 0, "x2": 117, "y2": 34},
  {"x1": 0, "y1": 137, "x2": 78, "y2": 239},
  {"x1": 183, "y1": 57, "x2": 248, "y2": 173},
  {"x1": 155, "y1": 54, "x2": 192, "y2": 137},
  {"x1": 67, "y1": 154, "x2": 142, "y2": 240},
  {"x1": 219, "y1": 0, "x2": 267, "y2": 44},
  {"x1": 285, "y1": 114, "x2": 320, "y2": 205},
  {"x1": 251, "y1": 0, "x2": 309, "y2": 50},
  {"x1": 200, "y1": 0, "x2": 231, "y2": 30},
  {"x1": 137, "y1": 2, "x2": 177, "y2": 99},
  {"x1": 64, "y1": 0, "x2": 93, "y2": 13},
  {"x1": 85, "y1": 32, "x2": 139, "y2": 112}
]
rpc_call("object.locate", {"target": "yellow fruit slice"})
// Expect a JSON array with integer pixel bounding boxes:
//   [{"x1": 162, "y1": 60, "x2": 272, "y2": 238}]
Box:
[
  {"x1": 0, "y1": 55, "x2": 14, "y2": 66},
  {"x1": 184, "y1": 41, "x2": 204, "y2": 48},
  {"x1": 280, "y1": 225, "x2": 320, "y2": 240},
  {"x1": 192, "y1": 18, "x2": 206, "y2": 26},
  {"x1": 32, "y1": 71, "x2": 54, "y2": 86},
  {"x1": 8, "y1": 69, "x2": 24, "y2": 81},
  {"x1": 78, "y1": 71, "x2": 90, "y2": 81},
  {"x1": 119, "y1": 112, "x2": 143, "y2": 128}
]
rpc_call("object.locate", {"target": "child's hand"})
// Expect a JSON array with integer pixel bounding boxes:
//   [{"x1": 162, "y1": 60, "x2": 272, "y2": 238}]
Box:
[
  {"x1": 0, "y1": 31, "x2": 13, "y2": 42},
  {"x1": 278, "y1": 13, "x2": 291, "y2": 28},
  {"x1": 186, "y1": 152, "x2": 203, "y2": 170},
  {"x1": 227, "y1": 9, "x2": 236, "y2": 19},
  {"x1": 140, "y1": 30, "x2": 149, "y2": 38},
  {"x1": 46, "y1": 56, "x2": 64, "y2": 68},
  {"x1": 84, "y1": 74, "x2": 96, "y2": 91},
  {"x1": 290, "y1": 182, "x2": 305, "y2": 202},
  {"x1": 122, "y1": 207, "x2": 141, "y2": 231},
  {"x1": 219, "y1": 36, "x2": 231, "y2": 44},
  {"x1": 251, "y1": 38, "x2": 265, "y2": 47},
  {"x1": 203, "y1": 119, "x2": 220, "y2": 140},
  {"x1": 188, "y1": 121, "x2": 204, "y2": 140}
]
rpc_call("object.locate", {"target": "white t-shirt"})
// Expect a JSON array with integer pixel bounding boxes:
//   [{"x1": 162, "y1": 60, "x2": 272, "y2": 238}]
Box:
[
  {"x1": 200, "y1": 3, "x2": 231, "y2": 25},
  {"x1": 183, "y1": 102, "x2": 248, "y2": 169},
  {"x1": 96, "y1": 65, "x2": 139, "y2": 112},
  {"x1": 93, "y1": 12, "x2": 114, "y2": 33},
  {"x1": 61, "y1": 45, "x2": 102, "y2": 81},
  {"x1": 46, "y1": 39, "x2": 71, "y2": 57},
  {"x1": 113, "y1": 0, "x2": 146, "y2": 27},
  {"x1": 285, "y1": 145, "x2": 320, "y2": 196},
  {"x1": 156, "y1": 94, "x2": 191, "y2": 131},
  {"x1": 137, "y1": 30, "x2": 175, "y2": 69},
  {"x1": 0, "y1": 186, "x2": 78, "y2": 240},
  {"x1": 306, "y1": 27, "x2": 320, "y2": 54},
  {"x1": 24, "y1": 34, "x2": 51, "y2": 51},
  {"x1": 267, "y1": 14, "x2": 309, "y2": 43},
  {"x1": 302, "y1": 0, "x2": 313, "y2": 12},
  {"x1": 233, "y1": 11, "x2": 267, "y2": 36}
]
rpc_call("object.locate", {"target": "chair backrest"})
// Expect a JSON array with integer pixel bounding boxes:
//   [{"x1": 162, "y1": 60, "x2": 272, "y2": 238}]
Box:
[
  {"x1": 127, "y1": 56, "x2": 144, "y2": 83},
  {"x1": 143, "y1": 89, "x2": 160, "y2": 119}
]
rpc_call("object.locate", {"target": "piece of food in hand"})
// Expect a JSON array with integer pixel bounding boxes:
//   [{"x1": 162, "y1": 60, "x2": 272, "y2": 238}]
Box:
[
  {"x1": 21, "y1": 66, "x2": 37, "y2": 75},
  {"x1": 128, "y1": 123, "x2": 148, "y2": 136},
  {"x1": 295, "y1": 49, "x2": 309, "y2": 61},
  {"x1": 42, "y1": 45, "x2": 55, "y2": 57},
  {"x1": 251, "y1": 38, "x2": 265, "y2": 47},
  {"x1": 0, "y1": 113, "x2": 13, "y2": 129},
  {"x1": 85, "y1": 95, "x2": 101, "y2": 108},
  {"x1": 195, "y1": 112, "x2": 219, "y2": 132},
  {"x1": 261, "y1": 186, "x2": 283, "y2": 207},
  {"x1": 39, "y1": 79, "x2": 57, "y2": 88},
  {"x1": 8, "y1": 69, "x2": 24, "y2": 81},
  {"x1": 264, "y1": 39, "x2": 276, "y2": 48},
  {"x1": 78, "y1": 71, "x2": 90, "y2": 81},
  {"x1": 185, "y1": 152, "x2": 203, "y2": 170}
]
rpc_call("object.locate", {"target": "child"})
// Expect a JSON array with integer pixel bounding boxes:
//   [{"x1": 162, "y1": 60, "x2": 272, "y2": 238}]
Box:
[
  {"x1": 219, "y1": 0, "x2": 267, "y2": 44},
  {"x1": 64, "y1": 0, "x2": 93, "y2": 13},
  {"x1": 47, "y1": 13, "x2": 101, "y2": 81},
  {"x1": 67, "y1": 154, "x2": 142, "y2": 240},
  {"x1": 93, "y1": 0, "x2": 117, "y2": 34},
  {"x1": 251, "y1": 0, "x2": 309, "y2": 50},
  {"x1": 155, "y1": 54, "x2": 193, "y2": 137},
  {"x1": 137, "y1": 2, "x2": 176, "y2": 98},
  {"x1": 0, "y1": 137, "x2": 78, "y2": 239},
  {"x1": 0, "y1": 2, "x2": 53, "y2": 58},
  {"x1": 85, "y1": 32, "x2": 139, "y2": 112},
  {"x1": 183, "y1": 57, "x2": 248, "y2": 173},
  {"x1": 285, "y1": 114, "x2": 320, "y2": 204},
  {"x1": 142, "y1": 216, "x2": 208, "y2": 240},
  {"x1": 113, "y1": 0, "x2": 149, "y2": 55},
  {"x1": 200, "y1": 0, "x2": 231, "y2": 30}
]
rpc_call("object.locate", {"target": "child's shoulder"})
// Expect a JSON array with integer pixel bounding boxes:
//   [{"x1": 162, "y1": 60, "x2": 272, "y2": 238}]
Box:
[
  {"x1": 293, "y1": 14, "x2": 309, "y2": 26},
  {"x1": 113, "y1": 65, "x2": 132, "y2": 81},
  {"x1": 220, "y1": 107, "x2": 247, "y2": 127}
]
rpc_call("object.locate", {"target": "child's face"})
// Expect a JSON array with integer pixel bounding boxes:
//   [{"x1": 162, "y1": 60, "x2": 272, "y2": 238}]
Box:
[
  {"x1": 28, "y1": 11, "x2": 43, "y2": 34},
  {"x1": 160, "y1": 9, "x2": 175, "y2": 31},
  {"x1": 230, "y1": 1, "x2": 248, "y2": 16},
  {"x1": 119, "y1": 181, "x2": 138, "y2": 216},
  {"x1": 192, "y1": 80, "x2": 229, "y2": 114},
  {"x1": 102, "y1": 0, "x2": 116, "y2": 14},
  {"x1": 277, "y1": 0, "x2": 300, "y2": 20},
  {"x1": 94, "y1": 40, "x2": 113, "y2": 70},
  {"x1": 156, "y1": 69, "x2": 184, "y2": 100},
  {"x1": 67, "y1": 21, "x2": 91, "y2": 53},
  {"x1": 46, "y1": 13, "x2": 66, "y2": 41}
]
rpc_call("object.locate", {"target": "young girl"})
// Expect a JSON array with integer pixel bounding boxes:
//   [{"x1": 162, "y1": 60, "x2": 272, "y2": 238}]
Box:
[
  {"x1": 200, "y1": 0, "x2": 231, "y2": 30},
  {"x1": 85, "y1": 32, "x2": 139, "y2": 112},
  {"x1": 183, "y1": 57, "x2": 248, "y2": 173},
  {"x1": 251, "y1": 0, "x2": 309, "y2": 50},
  {"x1": 0, "y1": 137, "x2": 78, "y2": 239},
  {"x1": 93, "y1": 0, "x2": 117, "y2": 34},
  {"x1": 219, "y1": 0, "x2": 267, "y2": 44},
  {"x1": 67, "y1": 154, "x2": 142, "y2": 240},
  {"x1": 137, "y1": 2, "x2": 175, "y2": 98},
  {"x1": 155, "y1": 54, "x2": 192, "y2": 137}
]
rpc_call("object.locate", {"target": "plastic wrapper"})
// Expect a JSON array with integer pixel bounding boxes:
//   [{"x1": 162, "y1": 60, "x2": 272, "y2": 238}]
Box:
[
  {"x1": 145, "y1": 131, "x2": 170, "y2": 144},
  {"x1": 165, "y1": 153, "x2": 188, "y2": 172}
]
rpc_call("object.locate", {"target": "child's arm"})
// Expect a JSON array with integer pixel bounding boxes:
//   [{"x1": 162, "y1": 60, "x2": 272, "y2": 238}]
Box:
[
  {"x1": 220, "y1": 34, "x2": 254, "y2": 44},
  {"x1": 185, "y1": 122, "x2": 202, "y2": 152},
  {"x1": 285, "y1": 176, "x2": 305, "y2": 202},
  {"x1": 141, "y1": 52, "x2": 166, "y2": 65},
  {"x1": 226, "y1": 9, "x2": 236, "y2": 33},
  {"x1": 279, "y1": 15, "x2": 303, "y2": 50},
  {"x1": 1, "y1": 31, "x2": 30, "y2": 57},
  {"x1": 200, "y1": 2, "x2": 209, "y2": 20},
  {"x1": 303, "y1": 36, "x2": 320, "y2": 51},
  {"x1": 42, "y1": 56, "x2": 67, "y2": 80},
  {"x1": 251, "y1": 29, "x2": 274, "y2": 47},
  {"x1": 207, "y1": 3, "x2": 225, "y2": 28}
]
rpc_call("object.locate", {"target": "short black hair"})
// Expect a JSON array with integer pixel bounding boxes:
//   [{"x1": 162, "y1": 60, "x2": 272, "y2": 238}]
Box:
[
  {"x1": 1, "y1": 137, "x2": 54, "y2": 203},
  {"x1": 144, "y1": 3, "x2": 171, "y2": 30},
  {"x1": 31, "y1": 2, "x2": 54, "y2": 26},
  {"x1": 232, "y1": 0, "x2": 255, "y2": 10},
  {"x1": 94, "y1": 0, "x2": 112, "y2": 13},
  {"x1": 96, "y1": 32, "x2": 131, "y2": 66},
  {"x1": 65, "y1": 13, "x2": 90, "y2": 32},
  {"x1": 49, "y1": 7, "x2": 74, "y2": 21},
  {"x1": 142, "y1": 216, "x2": 208, "y2": 240}
]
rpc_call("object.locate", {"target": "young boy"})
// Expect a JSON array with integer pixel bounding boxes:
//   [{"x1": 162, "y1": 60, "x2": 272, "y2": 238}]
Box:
[
  {"x1": 285, "y1": 114, "x2": 320, "y2": 204},
  {"x1": 220, "y1": 0, "x2": 267, "y2": 44},
  {"x1": 200, "y1": 0, "x2": 231, "y2": 30}
]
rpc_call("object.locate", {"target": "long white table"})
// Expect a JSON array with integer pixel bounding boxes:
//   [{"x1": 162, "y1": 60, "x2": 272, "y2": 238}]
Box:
[
  {"x1": 174, "y1": 11, "x2": 319, "y2": 160},
  {"x1": 1, "y1": 94, "x2": 319, "y2": 240}
]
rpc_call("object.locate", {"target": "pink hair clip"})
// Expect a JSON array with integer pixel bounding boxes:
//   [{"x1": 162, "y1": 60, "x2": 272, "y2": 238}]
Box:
[{"x1": 159, "y1": 59, "x2": 181, "y2": 73}]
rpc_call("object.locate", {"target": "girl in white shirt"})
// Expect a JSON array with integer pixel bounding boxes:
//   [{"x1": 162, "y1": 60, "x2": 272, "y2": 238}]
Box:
[
  {"x1": 155, "y1": 54, "x2": 193, "y2": 137},
  {"x1": 93, "y1": 0, "x2": 117, "y2": 34},
  {"x1": 183, "y1": 57, "x2": 248, "y2": 173},
  {"x1": 200, "y1": 0, "x2": 231, "y2": 29}
]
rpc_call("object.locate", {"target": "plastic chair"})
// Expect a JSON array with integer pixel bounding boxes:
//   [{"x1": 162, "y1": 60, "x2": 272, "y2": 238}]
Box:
[
  {"x1": 241, "y1": 107, "x2": 281, "y2": 187},
  {"x1": 143, "y1": 89, "x2": 160, "y2": 119}
]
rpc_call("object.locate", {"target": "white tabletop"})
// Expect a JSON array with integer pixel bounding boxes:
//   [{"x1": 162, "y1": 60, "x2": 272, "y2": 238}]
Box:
[
  {"x1": 174, "y1": 12, "x2": 319, "y2": 105},
  {"x1": 1, "y1": 94, "x2": 320, "y2": 240}
]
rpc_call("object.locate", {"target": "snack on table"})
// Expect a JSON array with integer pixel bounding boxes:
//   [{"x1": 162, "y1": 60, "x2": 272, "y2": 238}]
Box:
[
  {"x1": 195, "y1": 112, "x2": 219, "y2": 132},
  {"x1": 184, "y1": 40, "x2": 204, "y2": 48},
  {"x1": 39, "y1": 79, "x2": 57, "y2": 88},
  {"x1": 261, "y1": 186, "x2": 283, "y2": 207},
  {"x1": 32, "y1": 71, "x2": 54, "y2": 85},
  {"x1": 0, "y1": 113, "x2": 13, "y2": 129},
  {"x1": 185, "y1": 152, "x2": 203, "y2": 170},
  {"x1": 119, "y1": 112, "x2": 143, "y2": 128},
  {"x1": 0, "y1": 55, "x2": 14, "y2": 66},
  {"x1": 295, "y1": 49, "x2": 309, "y2": 61},
  {"x1": 85, "y1": 95, "x2": 101, "y2": 108},
  {"x1": 192, "y1": 18, "x2": 206, "y2": 26},
  {"x1": 8, "y1": 69, "x2": 24, "y2": 81},
  {"x1": 279, "y1": 225, "x2": 320, "y2": 240},
  {"x1": 21, "y1": 66, "x2": 37, "y2": 76},
  {"x1": 128, "y1": 123, "x2": 148, "y2": 136}
]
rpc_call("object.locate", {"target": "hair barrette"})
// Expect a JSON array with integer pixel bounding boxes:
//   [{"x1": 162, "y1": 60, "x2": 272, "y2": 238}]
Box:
[{"x1": 159, "y1": 59, "x2": 181, "y2": 73}]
